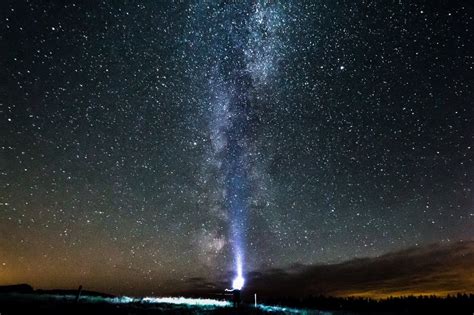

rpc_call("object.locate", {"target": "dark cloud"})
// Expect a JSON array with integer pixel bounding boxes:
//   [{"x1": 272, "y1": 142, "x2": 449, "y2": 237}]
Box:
[{"x1": 184, "y1": 242, "x2": 474, "y2": 298}]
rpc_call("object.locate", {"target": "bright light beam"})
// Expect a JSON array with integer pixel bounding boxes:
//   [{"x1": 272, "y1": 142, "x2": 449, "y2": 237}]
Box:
[
  {"x1": 232, "y1": 276, "x2": 245, "y2": 290},
  {"x1": 232, "y1": 255, "x2": 245, "y2": 290}
]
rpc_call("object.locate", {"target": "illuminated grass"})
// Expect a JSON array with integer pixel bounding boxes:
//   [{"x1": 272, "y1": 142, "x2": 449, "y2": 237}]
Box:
[
  {"x1": 1, "y1": 293, "x2": 324, "y2": 313},
  {"x1": 141, "y1": 296, "x2": 231, "y2": 307},
  {"x1": 256, "y1": 303, "x2": 329, "y2": 314}
]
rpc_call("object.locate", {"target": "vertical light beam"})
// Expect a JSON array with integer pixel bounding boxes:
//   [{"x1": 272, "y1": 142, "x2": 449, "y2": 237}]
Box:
[{"x1": 205, "y1": 0, "x2": 284, "y2": 291}]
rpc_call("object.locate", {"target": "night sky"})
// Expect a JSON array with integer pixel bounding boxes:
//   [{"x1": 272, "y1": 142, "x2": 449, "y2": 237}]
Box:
[{"x1": 1, "y1": 1, "x2": 473, "y2": 296}]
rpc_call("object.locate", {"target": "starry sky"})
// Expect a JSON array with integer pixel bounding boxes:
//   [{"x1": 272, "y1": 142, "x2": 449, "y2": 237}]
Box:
[{"x1": 0, "y1": 1, "x2": 473, "y2": 296}]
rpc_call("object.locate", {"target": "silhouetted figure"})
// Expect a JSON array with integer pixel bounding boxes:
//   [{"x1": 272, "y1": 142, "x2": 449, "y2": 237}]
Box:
[{"x1": 225, "y1": 288, "x2": 241, "y2": 308}]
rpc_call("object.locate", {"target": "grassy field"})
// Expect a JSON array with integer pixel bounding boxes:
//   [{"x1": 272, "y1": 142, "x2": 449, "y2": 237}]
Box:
[{"x1": 0, "y1": 293, "x2": 331, "y2": 315}]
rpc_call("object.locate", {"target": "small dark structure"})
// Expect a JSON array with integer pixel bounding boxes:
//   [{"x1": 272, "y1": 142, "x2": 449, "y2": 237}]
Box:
[
  {"x1": 225, "y1": 288, "x2": 241, "y2": 308},
  {"x1": 75, "y1": 285, "x2": 83, "y2": 303}
]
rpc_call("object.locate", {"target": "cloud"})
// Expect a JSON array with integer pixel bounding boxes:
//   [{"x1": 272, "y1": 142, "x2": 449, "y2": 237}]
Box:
[{"x1": 184, "y1": 241, "x2": 474, "y2": 298}]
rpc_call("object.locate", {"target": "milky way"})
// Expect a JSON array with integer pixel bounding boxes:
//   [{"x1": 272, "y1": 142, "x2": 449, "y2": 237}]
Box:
[
  {"x1": 0, "y1": 1, "x2": 472, "y2": 295},
  {"x1": 203, "y1": 1, "x2": 285, "y2": 287}
]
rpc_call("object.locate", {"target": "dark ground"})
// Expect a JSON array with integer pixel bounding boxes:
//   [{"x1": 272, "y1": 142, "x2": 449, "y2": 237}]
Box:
[
  {"x1": 0, "y1": 298, "x2": 272, "y2": 315},
  {"x1": 0, "y1": 285, "x2": 473, "y2": 315},
  {"x1": 262, "y1": 294, "x2": 474, "y2": 315},
  {"x1": 0, "y1": 290, "x2": 317, "y2": 315}
]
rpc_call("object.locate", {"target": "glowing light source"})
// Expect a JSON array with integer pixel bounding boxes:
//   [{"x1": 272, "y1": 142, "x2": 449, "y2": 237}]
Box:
[
  {"x1": 232, "y1": 253, "x2": 245, "y2": 290},
  {"x1": 232, "y1": 275, "x2": 245, "y2": 290}
]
